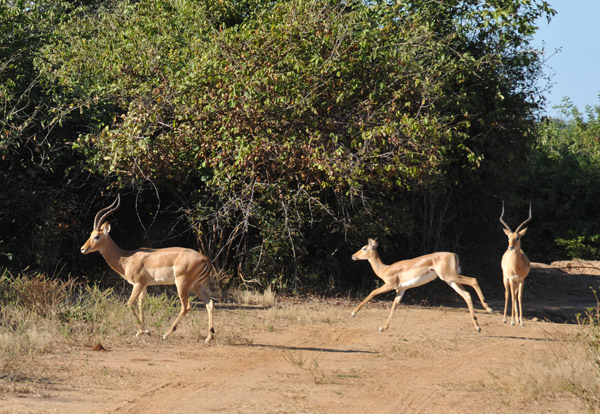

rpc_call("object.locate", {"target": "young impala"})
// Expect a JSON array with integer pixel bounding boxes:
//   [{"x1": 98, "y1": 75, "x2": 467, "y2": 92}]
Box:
[
  {"x1": 500, "y1": 202, "x2": 532, "y2": 327},
  {"x1": 351, "y1": 238, "x2": 493, "y2": 333},
  {"x1": 80, "y1": 195, "x2": 215, "y2": 343}
]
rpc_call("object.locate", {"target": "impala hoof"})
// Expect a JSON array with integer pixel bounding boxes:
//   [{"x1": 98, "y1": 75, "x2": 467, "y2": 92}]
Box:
[
  {"x1": 487, "y1": 308, "x2": 495, "y2": 315},
  {"x1": 135, "y1": 329, "x2": 150, "y2": 338},
  {"x1": 351, "y1": 312, "x2": 356, "y2": 318},
  {"x1": 378, "y1": 326, "x2": 384, "y2": 332},
  {"x1": 475, "y1": 326, "x2": 481, "y2": 333}
]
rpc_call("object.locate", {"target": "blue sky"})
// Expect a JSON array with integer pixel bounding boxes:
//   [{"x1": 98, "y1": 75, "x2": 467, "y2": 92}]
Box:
[{"x1": 532, "y1": 0, "x2": 600, "y2": 119}]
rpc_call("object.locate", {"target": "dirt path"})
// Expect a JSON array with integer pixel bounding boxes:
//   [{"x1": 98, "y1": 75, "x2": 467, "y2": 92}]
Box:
[{"x1": 1, "y1": 263, "x2": 599, "y2": 414}]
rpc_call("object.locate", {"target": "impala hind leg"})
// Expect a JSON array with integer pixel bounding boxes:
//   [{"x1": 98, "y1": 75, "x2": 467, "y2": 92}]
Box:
[
  {"x1": 447, "y1": 281, "x2": 481, "y2": 332},
  {"x1": 454, "y1": 274, "x2": 494, "y2": 315},
  {"x1": 379, "y1": 289, "x2": 405, "y2": 332},
  {"x1": 194, "y1": 284, "x2": 215, "y2": 343}
]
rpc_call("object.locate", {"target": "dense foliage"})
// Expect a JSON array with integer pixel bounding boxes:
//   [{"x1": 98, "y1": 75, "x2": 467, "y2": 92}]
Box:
[
  {"x1": 0, "y1": 0, "x2": 88, "y2": 273},
  {"x1": 9, "y1": 0, "x2": 599, "y2": 297},
  {"x1": 521, "y1": 99, "x2": 600, "y2": 261}
]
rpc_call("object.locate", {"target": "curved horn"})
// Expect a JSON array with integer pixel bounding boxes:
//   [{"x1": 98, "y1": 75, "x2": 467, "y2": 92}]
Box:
[
  {"x1": 93, "y1": 194, "x2": 121, "y2": 230},
  {"x1": 515, "y1": 202, "x2": 532, "y2": 233},
  {"x1": 499, "y1": 201, "x2": 512, "y2": 232}
]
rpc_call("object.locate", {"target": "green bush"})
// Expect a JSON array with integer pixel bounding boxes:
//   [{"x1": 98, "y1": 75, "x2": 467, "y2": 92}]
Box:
[
  {"x1": 519, "y1": 99, "x2": 600, "y2": 261},
  {"x1": 33, "y1": 0, "x2": 555, "y2": 292}
]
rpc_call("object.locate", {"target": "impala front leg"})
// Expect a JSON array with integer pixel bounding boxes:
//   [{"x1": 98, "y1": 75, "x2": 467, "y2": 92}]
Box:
[
  {"x1": 351, "y1": 284, "x2": 395, "y2": 318},
  {"x1": 517, "y1": 281, "x2": 525, "y2": 327},
  {"x1": 379, "y1": 289, "x2": 405, "y2": 332},
  {"x1": 136, "y1": 287, "x2": 151, "y2": 336},
  {"x1": 127, "y1": 283, "x2": 150, "y2": 337},
  {"x1": 503, "y1": 276, "x2": 510, "y2": 324},
  {"x1": 509, "y1": 279, "x2": 518, "y2": 326},
  {"x1": 163, "y1": 281, "x2": 191, "y2": 340}
]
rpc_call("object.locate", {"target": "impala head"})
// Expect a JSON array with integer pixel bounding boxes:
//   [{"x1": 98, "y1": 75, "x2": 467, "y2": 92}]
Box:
[
  {"x1": 499, "y1": 201, "x2": 532, "y2": 252},
  {"x1": 80, "y1": 195, "x2": 121, "y2": 255},
  {"x1": 352, "y1": 238, "x2": 378, "y2": 261}
]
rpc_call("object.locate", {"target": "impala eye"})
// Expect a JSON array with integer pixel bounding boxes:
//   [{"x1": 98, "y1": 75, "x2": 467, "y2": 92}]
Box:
[{"x1": 94, "y1": 235, "x2": 100, "y2": 241}]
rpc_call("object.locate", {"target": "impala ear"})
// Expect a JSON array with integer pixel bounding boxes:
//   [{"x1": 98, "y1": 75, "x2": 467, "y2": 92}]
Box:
[
  {"x1": 518, "y1": 227, "x2": 528, "y2": 236},
  {"x1": 368, "y1": 238, "x2": 378, "y2": 248},
  {"x1": 503, "y1": 228, "x2": 511, "y2": 236},
  {"x1": 100, "y1": 222, "x2": 111, "y2": 234}
]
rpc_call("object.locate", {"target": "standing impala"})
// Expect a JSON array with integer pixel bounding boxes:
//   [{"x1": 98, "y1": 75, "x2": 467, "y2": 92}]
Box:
[
  {"x1": 351, "y1": 238, "x2": 493, "y2": 333},
  {"x1": 80, "y1": 195, "x2": 215, "y2": 343},
  {"x1": 500, "y1": 202, "x2": 532, "y2": 327}
]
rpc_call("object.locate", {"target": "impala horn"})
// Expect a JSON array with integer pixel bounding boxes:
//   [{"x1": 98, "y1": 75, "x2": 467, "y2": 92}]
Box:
[
  {"x1": 499, "y1": 201, "x2": 532, "y2": 233},
  {"x1": 515, "y1": 202, "x2": 533, "y2": 233},
  {"x1": 499, "y1": 201, "x2": 512, "y2": 232},
  {"x1": 93, "y1": 194, "x2": 121, "y2": 230}
]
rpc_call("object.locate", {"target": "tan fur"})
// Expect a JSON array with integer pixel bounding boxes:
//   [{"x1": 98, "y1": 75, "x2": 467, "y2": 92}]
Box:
[
  {"x1": 501, "y1": 228, "x2": 530, "y2": 327},
  {"x1": 81, "y1": 199, "x2": 214, "y2": 343},
  {"x1": 499, "y1": 203, "x2": 532, "y2": 327},
  {"x1": 351, "y1": 239, "x2": 493, "y2": 333}
]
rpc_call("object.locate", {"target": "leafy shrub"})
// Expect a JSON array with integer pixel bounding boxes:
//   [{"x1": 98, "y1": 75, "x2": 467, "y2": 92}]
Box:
[
  {"x1": 34, "y1": 0, "x2": 555, "y2": 292},
  {"x1": 519, "y1": 99, "x2": 600, "y2": 261}
]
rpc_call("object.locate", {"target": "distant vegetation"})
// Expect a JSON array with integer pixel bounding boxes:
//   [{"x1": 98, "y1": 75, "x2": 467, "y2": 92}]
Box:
[{"x1": 3, "y1": 0, "x2": 599, "y2": 295}]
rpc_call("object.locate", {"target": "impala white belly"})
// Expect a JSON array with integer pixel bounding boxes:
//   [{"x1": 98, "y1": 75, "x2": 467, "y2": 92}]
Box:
[
  {"x1": 147, "y1": 267, "x2": 176, "y2": 285},
  {"x1": 398, "y1": 270, "x2": 438, "y2": 289}
]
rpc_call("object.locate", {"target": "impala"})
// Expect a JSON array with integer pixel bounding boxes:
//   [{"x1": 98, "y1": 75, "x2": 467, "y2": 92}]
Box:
[
  {"x1": 80, "y1": 195, "x2": 215, "y2": 343},
  {"x1": 351, "y1": 238, "x2": 493, "y2": 332},
  {"x1": 500, "y1": 202, "x2": 532, "y2": 327}
]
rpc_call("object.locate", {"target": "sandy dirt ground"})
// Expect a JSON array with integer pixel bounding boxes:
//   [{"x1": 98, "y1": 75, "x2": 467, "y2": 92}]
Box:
[{"x1": 1, "y1": 262, "x2": 600, "y2": 414}]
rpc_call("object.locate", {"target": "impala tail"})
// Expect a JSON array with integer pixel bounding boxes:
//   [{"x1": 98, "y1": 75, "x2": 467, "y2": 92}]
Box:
[{"x1": 453, "y1": 253, "x2": 462, "y2": 275}]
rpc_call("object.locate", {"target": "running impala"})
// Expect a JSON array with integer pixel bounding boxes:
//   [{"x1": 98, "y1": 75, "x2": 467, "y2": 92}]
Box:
[{"x1": 351, "y1": 238, "x2": 493, "y2": 332}]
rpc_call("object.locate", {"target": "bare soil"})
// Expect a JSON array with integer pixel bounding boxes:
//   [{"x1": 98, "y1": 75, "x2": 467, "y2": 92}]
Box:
[{"x1": 2, "y1": 262, "x2": 600, "y2": 414}]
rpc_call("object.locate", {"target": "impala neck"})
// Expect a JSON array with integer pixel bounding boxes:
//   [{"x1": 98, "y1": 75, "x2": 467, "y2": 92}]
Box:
[
  {"x1": 367, "y1": 250, "x2": 388, "y2": 280},
  {"x1": 508, "y1": 241, "x2": 523, "y2": 254},
  {"x1": 97, "y1": 235, "x2": 131, "y2": 277}
]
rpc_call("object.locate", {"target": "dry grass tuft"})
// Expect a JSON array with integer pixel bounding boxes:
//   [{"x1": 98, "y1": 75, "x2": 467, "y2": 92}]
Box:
[
  {"x1": 489, "y1": 293, "x2": 600, "y2": 413},
  {"x1": 571, "y1": 292, "x2": 600, "y2": 411},
  {"x1": 500, "y1": 334, "x2": 597, "y2": 394},
  {"x1": 231, "y1": 286, "x2": 276, "y2": 307}
]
